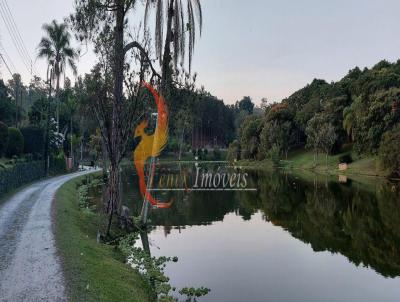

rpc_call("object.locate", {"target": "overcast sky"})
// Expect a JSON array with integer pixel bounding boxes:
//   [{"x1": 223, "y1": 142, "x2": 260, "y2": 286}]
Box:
[{"x1": 1, "y1": 0, "x2": 400, "y2": 105}]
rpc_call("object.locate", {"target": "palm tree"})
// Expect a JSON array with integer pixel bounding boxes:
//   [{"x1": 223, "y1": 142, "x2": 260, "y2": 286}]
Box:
[
  {"x1": 144, "y1": 0, "x2": 202, "y2": 81},
  {"x1": 37, "y1": 20, "x2": 78, "y2": 132}
]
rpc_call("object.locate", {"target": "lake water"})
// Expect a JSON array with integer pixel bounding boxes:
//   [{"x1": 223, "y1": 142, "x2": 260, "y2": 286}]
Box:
[{"x1": 120, "y1": 162, "x2": 400, "y2": 302}]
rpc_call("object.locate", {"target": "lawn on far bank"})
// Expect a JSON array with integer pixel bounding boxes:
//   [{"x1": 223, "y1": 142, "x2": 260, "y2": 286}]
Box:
[
  {"x1": 238, "y1": 148, "x2": 391, "y2": 179},
  {"x1": 54, "y1": 174, "x2": 154, "y2": 302}
]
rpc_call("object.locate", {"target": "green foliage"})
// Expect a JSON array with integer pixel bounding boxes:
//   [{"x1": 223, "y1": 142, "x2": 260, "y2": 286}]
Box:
[
  {"x1": 28, "y1": 98, "x2": 50, "y2": 126},
  {"x1": 379, "y1": 125, "x2": 400, "y2": 177},
  {"x1": 260, "y1": 117, "x2": 296, "y2": 159},
  {"x1": 38, "y1": 20, "x2": 78, "y2": 79},
  {"x1": 268, "y1": 144, "x2": 281, "y2": 167},
  {"x1": 227, "y1": 140, "x2": 240, "y2": 162},
  {"x1": 20, "y1": 126, "x2": 45, "y2": 159},
  {"x1": 239, "y1": 116, "x2": 262, "y2": 160},
  {"x1": 50, "y1": 152, "x2": 67, "y2": 174},
  {"x1": 0, "y1": 121, "x2": 8, "y2": 156},
  {"x1": 119, "y1": 233, "x2": 176, "y2": 300},
  {"x1": 234, "y1": 59, "x2": 400, "y2": 173},
  {"x1": 89, "y1": 128, "x2": 102, "y2": 159},
  {"x1": 0, "y1": 80, "x2": 16, "y2": 126},
  {"x1": 179, "y1": 287, "x2": 211, "y2": 299},
  {"x1": 320, "y1": 123, "x2": 337, "y2": 155},
  {"x1": 55, "y1": 176, "x2": 154, "y2": 302},
  {"x1": 119, "y1": 232, "x2": 209, "y2": 302},
  {"x1": 78, "y1": 176, "x2": 102, "y2": 212},
  {"x1": 237, "y1": 96, "x2": 254, "y2": 114},
  {"x1": 305, "y1": 115, "x2": 324, "y2": 153},
  {"x1": 6, "y1": 127, "x2": 24, "y2": 158}
]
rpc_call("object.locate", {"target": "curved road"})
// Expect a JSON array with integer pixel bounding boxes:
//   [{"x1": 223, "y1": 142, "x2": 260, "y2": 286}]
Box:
[{"x1": 0, "y1": 169, "x2": 96, "y2": 302}]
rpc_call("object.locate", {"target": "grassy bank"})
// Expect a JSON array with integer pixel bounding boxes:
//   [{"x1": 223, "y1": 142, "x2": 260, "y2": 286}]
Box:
[
  {"x1": 54, "y1": 174, "x2": 154, "y2": 302},
  {"x1": 238, "y1": 149, "x2": 390, "y2": 179}
]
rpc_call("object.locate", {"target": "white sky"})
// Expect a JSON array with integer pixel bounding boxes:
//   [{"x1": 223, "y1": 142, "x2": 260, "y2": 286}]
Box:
[{"x1": 1, "y1": 0, "x2": 400, "y2": 105}]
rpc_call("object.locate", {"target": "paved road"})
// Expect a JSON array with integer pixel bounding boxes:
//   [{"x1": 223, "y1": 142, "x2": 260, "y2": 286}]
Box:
[{"x1": 0, "y1": 169, "x2": 96, "y2": 301}]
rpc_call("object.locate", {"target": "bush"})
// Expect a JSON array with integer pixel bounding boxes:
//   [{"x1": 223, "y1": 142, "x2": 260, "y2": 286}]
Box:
[
  {"x1": 21, "y1": 126, "x2": 44, "y2": 159},
  {"x1": 379, "y1": 126, "x2": 400, "y2": 177},
  {"x1": 0, "y1": 121, "x2": 8, "y2": 156},
  {"x1": 338, "y1": 154, "x2": 353, "y2": 164},
  {"x1": 50, "y1": 152, "x2": 67, "y2": 175},
  {"x1": 6, "y1": 127, "x2": 24, "y2": 158}
]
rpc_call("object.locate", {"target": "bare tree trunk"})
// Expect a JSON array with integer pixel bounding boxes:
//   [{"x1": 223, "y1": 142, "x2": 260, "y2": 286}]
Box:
[
  {"x1": 104, "y1": 0, "x2": 125, "y2": 237},
  {"x1": 56, "y1": 68, "x2": 60, "y2": 133},
  {"x1": 105, "y1": 160, "x2": 120, "y2": 236},
  {"x1": 44, "y1": 68, "x2": 53, "y2": 176},
  {"x1": 161, "y1": 0, "x2": 175, "y2": 96}
]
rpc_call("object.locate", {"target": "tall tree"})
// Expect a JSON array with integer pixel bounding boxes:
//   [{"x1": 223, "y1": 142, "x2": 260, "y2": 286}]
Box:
[
  {"x1": 237, "y1": 96, "x2": 254, "y2": 114},
  {"x1": 70, "y1": 0, "x2": 203, "y2": 235},
  {"x1": 37, "y1": 20, "x2": 78, "y2": 132},
  {"x1": 71, "y1": 0, "x2": 158, "y2": 236}
]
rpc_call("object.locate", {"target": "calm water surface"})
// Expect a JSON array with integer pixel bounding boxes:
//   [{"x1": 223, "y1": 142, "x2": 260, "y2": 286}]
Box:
[{"x1": 120, "y1": 163, "x2": 400, "y2": 302}]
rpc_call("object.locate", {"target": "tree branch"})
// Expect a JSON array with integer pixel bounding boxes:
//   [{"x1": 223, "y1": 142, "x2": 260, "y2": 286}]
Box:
[{"x1": 124, "y1": 41, "x2": 161, "y2": 79}]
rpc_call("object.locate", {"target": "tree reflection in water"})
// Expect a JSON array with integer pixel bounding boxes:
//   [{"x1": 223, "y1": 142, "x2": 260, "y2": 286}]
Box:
[{"x1": 120, "y1": 164, "x2": 400, "y2": 278}]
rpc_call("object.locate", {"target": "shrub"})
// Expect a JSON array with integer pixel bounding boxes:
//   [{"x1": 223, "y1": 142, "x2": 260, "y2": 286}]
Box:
[
  {"x1": 338, "y1": 154, "x2": 353, "y2": 164},
  {"x1": 0, "y1": 121, "x2": 8, "y2": 156},
  {"x1": 6, "y1": 127, "x2": 24, "y2": 157},
  {"x1": 50, "y1": 152, "x2": 67, "y2": 175},
  {"x1": 21, "y1": 126, "x2": 44, "y2": 159},
  {"x1": 379, "y1": 125, "x2": 400, "y2": 177}
]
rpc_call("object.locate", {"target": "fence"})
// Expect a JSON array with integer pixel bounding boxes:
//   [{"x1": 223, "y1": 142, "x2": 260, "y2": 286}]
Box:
[{"x1": 0, "y1": 158, "x2": 67, "y2": 197}]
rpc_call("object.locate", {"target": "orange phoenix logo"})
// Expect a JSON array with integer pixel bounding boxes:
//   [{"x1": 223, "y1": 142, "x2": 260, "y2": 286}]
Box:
[{"x1": 133, "y1": 82, "x2": 173, "y2": 209}]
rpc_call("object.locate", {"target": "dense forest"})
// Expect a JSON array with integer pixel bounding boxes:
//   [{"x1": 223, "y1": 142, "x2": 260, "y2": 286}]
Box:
[
  {"x1": 0, "y1": 74, "x2": 239, "y2": 164},
  {"x1": 229, "y1": 59, "x2": 400, "y2": 177}
]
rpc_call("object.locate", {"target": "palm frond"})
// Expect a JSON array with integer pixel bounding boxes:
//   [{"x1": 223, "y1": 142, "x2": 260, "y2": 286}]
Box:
[
  {"x1": 155, "y1": 0, "x2": 164, "y2": 63},
  {"x1": 179, "y1": 0, "x2": 185, "y2": 65},
  {"x1": 144, "y1": 0, "x2": 152, "y2": 31},
  {"x1": 173, "y1": 0, "x2": 181, "y2": 67},
  {"x1": 192, "y1": 0, "x2": 202, "y2": 36},
  {"x1": 68, "y1": 58, "x2": 78, "y2": 76},
  {"x1": 187, "y1": 0, "x2": 195, "y2": 72},
  {"x1": 37, "y1": 19, "x2": 77, "y2": 80}
]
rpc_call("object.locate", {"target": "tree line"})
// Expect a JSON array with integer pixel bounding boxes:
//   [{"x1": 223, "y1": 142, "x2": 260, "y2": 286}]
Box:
[{"x1": 229, "y1": 59, "x2": 400, "y2": 177}]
